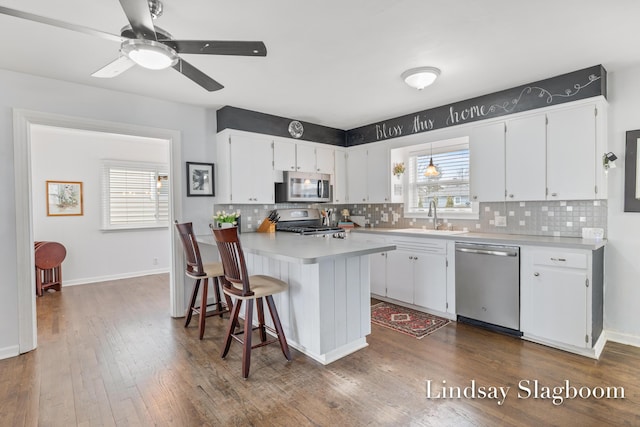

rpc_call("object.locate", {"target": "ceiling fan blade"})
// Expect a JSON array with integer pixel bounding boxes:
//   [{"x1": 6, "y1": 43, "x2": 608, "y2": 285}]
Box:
[
  {"x1": 173, "y1": 58, "x2": 224, "y2": 92},
  {"x1": 161, "y1": 40, "x2": 267, "y2": 57},
  {"x1": 0, "y1": 6, "x2": 123, "y2": 43},
  {"x1": 91, "y1": 56, "x2": 136, "y2": 78},
  {"x1": 117, "y1": 0, "x2": 157, "y2": 40}
]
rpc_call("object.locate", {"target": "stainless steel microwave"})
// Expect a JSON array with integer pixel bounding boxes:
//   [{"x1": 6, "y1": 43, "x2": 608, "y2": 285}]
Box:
[{"x1": 275, "y1": 171, "x2": 331, "y2": 203}]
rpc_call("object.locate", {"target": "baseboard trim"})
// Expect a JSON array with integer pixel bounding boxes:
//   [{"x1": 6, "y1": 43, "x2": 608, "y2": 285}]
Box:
[
  {"x1": 605, "y1": 330, "x2": 640, "y2": 348},
  {"x1": 62, "y1": 269, "x2": 170, "y2": 287},
  {"x1": 0, "y1": 345, "x2": 20, "y2": 361}
]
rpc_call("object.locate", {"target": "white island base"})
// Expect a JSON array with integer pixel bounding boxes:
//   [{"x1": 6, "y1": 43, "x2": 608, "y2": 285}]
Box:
[{"x1": 245, "y1": 252, "x2": 371, "y2": 365}]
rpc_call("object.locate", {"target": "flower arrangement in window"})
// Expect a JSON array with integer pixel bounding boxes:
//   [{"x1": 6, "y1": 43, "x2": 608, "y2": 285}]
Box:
[
  {"x1": 213, "y1": 210, "x2": 241, "y2": 227},
  {"x1": 393, "y1": 162, "x2": 405, "y2": 178}
]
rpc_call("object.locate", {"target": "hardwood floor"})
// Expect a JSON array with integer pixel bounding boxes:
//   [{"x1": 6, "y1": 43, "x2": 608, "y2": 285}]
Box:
[{"x1": 1, "y1": 274, "x2": 638, "y2": 426}]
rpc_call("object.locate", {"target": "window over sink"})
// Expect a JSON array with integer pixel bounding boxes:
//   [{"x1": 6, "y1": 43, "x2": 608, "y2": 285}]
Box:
[{"x1": 394, "y1": 136, "x2": 478, "y2": 219}]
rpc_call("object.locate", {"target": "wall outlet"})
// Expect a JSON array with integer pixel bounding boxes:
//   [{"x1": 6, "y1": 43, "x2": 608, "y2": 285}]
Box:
[
  {"x1": 495, "y1": 216, "x2": 507, "y2": 227},
  {"x1": 381, "y1": 212, "x2": 389, "y2": 222}
]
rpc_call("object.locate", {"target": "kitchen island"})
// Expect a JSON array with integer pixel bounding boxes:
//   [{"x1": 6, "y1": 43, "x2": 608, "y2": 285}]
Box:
[{"x1": 197, "y1": 232, "x2": 395, "y2": 364}]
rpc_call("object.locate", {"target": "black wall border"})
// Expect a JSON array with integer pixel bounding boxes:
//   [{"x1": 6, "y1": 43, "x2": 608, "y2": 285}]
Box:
[{"x1": 216, "y1": 65, "x2": 606, "y2": 148}]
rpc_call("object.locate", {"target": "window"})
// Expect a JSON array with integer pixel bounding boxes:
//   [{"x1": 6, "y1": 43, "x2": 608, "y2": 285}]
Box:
[
  {"x1": 102, "y1": 160, "x2": 169, "y2": 230},
  {"x1": 405, "y1": 137, "x2": 476, "y2": 218}
]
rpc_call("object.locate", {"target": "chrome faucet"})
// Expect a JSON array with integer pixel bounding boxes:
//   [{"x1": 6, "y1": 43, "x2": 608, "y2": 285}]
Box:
[{"x1": 427, "y1": 200, "x2": 438, "y2": 230}]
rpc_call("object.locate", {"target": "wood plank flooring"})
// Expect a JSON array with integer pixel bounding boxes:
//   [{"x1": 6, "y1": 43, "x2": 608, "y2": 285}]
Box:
[{"x1": 1, "y1": 274, "x2": 639, "y2": 426}]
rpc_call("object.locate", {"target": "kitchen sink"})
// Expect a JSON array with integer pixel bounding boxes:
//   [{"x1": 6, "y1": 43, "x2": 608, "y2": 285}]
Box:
[{"x1": 393, "y1": 228, "x2": 468, "y2": 235}]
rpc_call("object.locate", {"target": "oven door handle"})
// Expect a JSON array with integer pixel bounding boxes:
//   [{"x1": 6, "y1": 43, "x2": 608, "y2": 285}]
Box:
[{"x1": 456, "y1": 247, "x2": 518, "y2": 257}]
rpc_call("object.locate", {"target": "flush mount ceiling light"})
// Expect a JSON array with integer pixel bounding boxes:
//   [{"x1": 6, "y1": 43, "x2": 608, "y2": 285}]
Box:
[
  {"x1": 120, "y1": 39, "x2": 178, "y2": 70},
  {"x1": 401, "y1": 66, "x2": 441, "y2": 90}
]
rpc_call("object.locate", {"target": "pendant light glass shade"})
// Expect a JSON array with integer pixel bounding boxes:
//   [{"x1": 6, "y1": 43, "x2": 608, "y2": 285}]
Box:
[{"x1": 424, "y1": 143, "x2": 440, "y2": 176}]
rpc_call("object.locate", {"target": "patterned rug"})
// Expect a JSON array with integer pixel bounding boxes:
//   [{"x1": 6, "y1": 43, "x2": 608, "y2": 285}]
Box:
[{"x1": 371, "y1": 302, "x2": 451, "y2": 339}]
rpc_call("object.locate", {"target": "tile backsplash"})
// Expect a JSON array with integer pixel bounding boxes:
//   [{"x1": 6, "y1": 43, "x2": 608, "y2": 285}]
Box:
[{"x1": 214, "y1": 199, "x2": 607, "y2": 238}]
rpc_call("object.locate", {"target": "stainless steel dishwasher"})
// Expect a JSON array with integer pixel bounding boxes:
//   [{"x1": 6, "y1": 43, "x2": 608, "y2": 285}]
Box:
[{"x1": 455, "y1": 242, "x2": 521, "y2": 335}]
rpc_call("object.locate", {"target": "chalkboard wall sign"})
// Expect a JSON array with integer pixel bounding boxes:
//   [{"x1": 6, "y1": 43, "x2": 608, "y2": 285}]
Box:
[
  {"x1": 217, "y1": 65, "x2": 606, "y2": 148},
  {"x1": 217, "y1": 106, "x2": 346, "y2": 146},
  {"x1": 346, "y1": 64, "x2": 607, "y2": 146}
]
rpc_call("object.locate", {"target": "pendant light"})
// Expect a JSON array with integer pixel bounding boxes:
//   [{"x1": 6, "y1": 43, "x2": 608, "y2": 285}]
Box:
[{"x1": 424, "y1": 143, "x2": 440, "y2": 177}]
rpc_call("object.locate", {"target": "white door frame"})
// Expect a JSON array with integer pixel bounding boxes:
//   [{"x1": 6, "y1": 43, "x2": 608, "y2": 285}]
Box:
[{"x1": 13, "y1": 108, "x2": 185, "y2": 353}]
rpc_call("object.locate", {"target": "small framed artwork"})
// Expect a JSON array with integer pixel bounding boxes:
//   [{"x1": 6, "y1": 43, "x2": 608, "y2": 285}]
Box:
[
  {"x1": 625, "y1": 130, "x2": 640, "y2": 212},
  {"x1": 46, "y1": 181, "x2": 83, "y2": 216},
  {"x1": 186, "y1": 162, "x2": 215, "y2": 197}
]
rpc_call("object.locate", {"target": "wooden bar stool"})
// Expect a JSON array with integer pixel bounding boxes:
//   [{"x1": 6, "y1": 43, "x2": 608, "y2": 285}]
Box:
[
  {"x1": 175, "y1": 221, "x2": 231, "y2": 339},
  {"x1": 211, "y1": 225, "x2": 291, "y2": 379}
]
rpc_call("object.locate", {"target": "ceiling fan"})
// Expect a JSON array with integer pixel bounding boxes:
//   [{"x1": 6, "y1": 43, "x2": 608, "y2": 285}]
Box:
[{"x1": 0, "y1": 0, "x2": 267, "y2": 91}]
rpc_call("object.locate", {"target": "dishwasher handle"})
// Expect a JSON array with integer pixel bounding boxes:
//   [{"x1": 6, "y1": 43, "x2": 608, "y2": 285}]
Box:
[{"x1": 455, "y1": 246, "x2": 519, "y2": 257}]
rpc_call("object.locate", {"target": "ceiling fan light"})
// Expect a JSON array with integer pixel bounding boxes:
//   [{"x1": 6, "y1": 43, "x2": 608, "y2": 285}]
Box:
[
  {"x1": 401, "y1": 66, "x2": 441, "y2": 90},
  {"x1": 121, "y1": 39, "x2": 178, "y2": 70}
]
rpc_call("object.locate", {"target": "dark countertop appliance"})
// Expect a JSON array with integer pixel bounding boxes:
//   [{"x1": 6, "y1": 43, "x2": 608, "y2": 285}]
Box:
[{"x1": 275, "y1": 208, "x2": 344, "y2": 236}]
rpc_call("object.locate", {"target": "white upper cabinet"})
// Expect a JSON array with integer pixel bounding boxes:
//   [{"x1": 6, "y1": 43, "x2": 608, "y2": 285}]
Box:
[
  {"x1": 273, "y1": 139, "x2": 297, "y2": 171},
  {"x1": 346, "y1": 144, "x2": 390, "y2": 203},
  {"x1": 333, "y1": 148, "x2": 347, "y2": 203},
  {"x1": 315, "y1": 146, "x2": 335, "y2": 174},
  {"x1": 273, "y1": 139, "x2": 331, "y2": 174},
  {"x1": 505, "y1": 114, "x2": 547, "y2": 201},
  {"x1": 546, "y1": 104, "x2": 597, "y2": 200},
  {"x1": 295, "y1": 143, "x2": 316, "y2": 172},
  {"x1": 217, "y1": 132, "x2": 274, "y2": 204},
  {"x1": 470, "y1": 122, "x2": 506, "y2": 202},
  {"x1": 367, "y1": 144, "x2": 391, "y2": 203},
  {"x1": 347, "y1": 148, "x2": 368, "y2": 203}
]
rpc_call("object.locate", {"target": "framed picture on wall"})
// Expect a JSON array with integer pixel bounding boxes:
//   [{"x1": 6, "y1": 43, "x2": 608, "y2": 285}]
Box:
[
  {"x1": 186, "y1": 162, "x2": 215, "y2": 196},
  {"x1": 46, "y1": 181, "x2": 83, "y2": 216}
]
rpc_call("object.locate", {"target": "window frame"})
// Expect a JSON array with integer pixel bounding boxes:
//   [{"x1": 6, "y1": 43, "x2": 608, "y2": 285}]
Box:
[
  {"x1": 402, "y1": 136, "x2": 479, "y2": 220},
  {"x1": 101, "y1": 160, "x2": 170, "y2": 231}
]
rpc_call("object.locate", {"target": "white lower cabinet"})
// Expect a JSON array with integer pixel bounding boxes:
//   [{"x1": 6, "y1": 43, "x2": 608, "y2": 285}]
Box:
[
  {"x1": 364, "y1": 234, "x2": 450, "y2": 315},
  {"x1": 520, "y1": 245, "x2": 604, "y2": 358}
]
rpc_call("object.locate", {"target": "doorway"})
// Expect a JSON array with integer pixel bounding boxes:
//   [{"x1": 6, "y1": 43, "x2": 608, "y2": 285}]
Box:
[{"x1": 13, "y1": 109, "x2": 185, "y2": 354}]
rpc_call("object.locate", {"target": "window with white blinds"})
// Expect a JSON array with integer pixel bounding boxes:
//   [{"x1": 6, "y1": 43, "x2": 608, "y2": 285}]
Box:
[
  {"x1": 406, "y1": 139, "x2": 472, "y2": 215},
  {"x1": 102, "y1": 161, "x2": 169, "y2": 230}
]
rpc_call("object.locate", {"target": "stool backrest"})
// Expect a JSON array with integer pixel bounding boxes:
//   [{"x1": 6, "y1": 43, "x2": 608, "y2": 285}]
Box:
[
  {"x1": 210, "y1": 225, "x2": 254, "y2": 297},
  {"x1": 175, "y1": 221, "x2": 206, "y2": 277}
]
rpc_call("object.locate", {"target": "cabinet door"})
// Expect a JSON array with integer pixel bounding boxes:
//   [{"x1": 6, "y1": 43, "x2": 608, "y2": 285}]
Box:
[
  {"x1": 347, "y1": 148, "x2": 368, "y2": 203},
  {"x1": 296, "y1": 143, "x2": 316, "y2": 172},
  {"x1": 333, "y1": 149, "x2": 347, "y2": 203},
  {"x1": 470, "y1": 122, "x2": 506, "y2": 202},
  {"x1": 315, "y1": 146, "x2": 335, "y2": 174},
  {"x1": 385, "y1": 250, "x2": 414, "y2": 304},
  {"x1": 370, "y1": 252, "x2": 388, "y2": 296},
  {"x1": 505, "y1": 114, "x2": 546, "y2": 201},
  {"x1": 413, "y1": 253, "x2": 447, "y2": 312},
  {"x1": 526, "y1": 266, "x2": 588, "y2": 348},
  {"x1": 547, "y1": 105, "x2": 597, "y2": 200},
  {"x1": 230, "y1": 134, "x2": 274, "y2": 203},
  {"x1": 273, "y1": 139, "x2": 296, "y2": 171},
  {"x1": 367, "y1": 145, "x2": 390, "y2": 203}
]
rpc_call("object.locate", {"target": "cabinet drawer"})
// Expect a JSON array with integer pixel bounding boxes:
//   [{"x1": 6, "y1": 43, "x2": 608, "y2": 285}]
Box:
[{"x1": 532, "y1": 250, "x2": 587, "y2": 269}]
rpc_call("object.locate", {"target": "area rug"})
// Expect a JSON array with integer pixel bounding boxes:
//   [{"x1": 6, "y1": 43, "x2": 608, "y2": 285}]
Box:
[{"x1": 371, "y1": 302, "x2": 450, "y2": 339}]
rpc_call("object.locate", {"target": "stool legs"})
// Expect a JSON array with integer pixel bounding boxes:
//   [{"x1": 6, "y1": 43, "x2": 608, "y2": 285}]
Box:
[
  {"x1": 266, "y1": 296, "x2": 292, "y2": 361},
  {"x1": 242, "y1": 299, "x2": 254, "y2": 379},
  {"x1": 222, "y1": 299, "x2": 243, "y2": 359},
  {"x1": 184, "y1": 279, "x2": 201, "y2": 327},
  {"x1": 198, "y1": 278, "x2": 209, "y2": 340}
]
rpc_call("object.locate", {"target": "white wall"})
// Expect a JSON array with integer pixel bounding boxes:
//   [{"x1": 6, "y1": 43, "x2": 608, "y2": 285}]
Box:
[
  {"x1": 604, "y1": 65, "x2": 640, "y2": 344},
  {"x1": 31, "y1": 125, "x2": 170, "y2": 285},
  {"x1": 0, "y1": 69, "x2": 216, "y2": 358}
]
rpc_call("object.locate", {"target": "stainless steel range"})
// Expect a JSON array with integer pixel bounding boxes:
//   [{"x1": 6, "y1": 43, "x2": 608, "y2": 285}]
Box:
[{"x1": 274, "y1": 208, "x2": 344, "y2": 236}]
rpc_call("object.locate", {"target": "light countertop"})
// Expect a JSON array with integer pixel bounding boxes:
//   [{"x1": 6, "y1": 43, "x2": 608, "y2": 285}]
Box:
[
  {"x1": 351, "y1": 228, "x2": 606, "y2": 250},
  {"x1": 197, "y1": 232, "x2": 396, "y2": 264}
]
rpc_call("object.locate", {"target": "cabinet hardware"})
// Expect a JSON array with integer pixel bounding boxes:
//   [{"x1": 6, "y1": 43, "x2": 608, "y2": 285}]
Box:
[
  {"x1": 545, "y1": 187, "x2": 549, "y2": 196},
  {"x1": 586, "y1": 278, "x2": 589, "y2": 288},
  {"x1": 509, "y1": 194, "x2": 514, "y2": 198},
  {"x1": 550, "y1": 258, "x2": 566, "y2": 262},
  {"x1": 595, "y1": 185, "x2": 598, "y2": 194},
  {"x1": 473, "y1": 195, "x2": 478, "y2": 200},
  {"x1": 585, "y1": 334, "x2": 589, "y2": 343},
  {"x1": 534, "y1": 272, "x2": 539, "y2": 276},
  {"x1": 551, "y1": 192, "x2": 558, "y2": 197}
]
